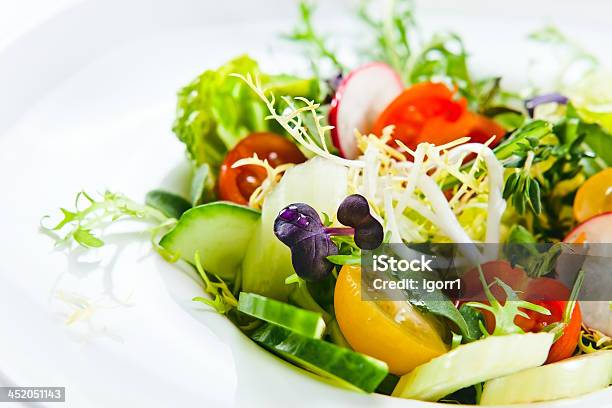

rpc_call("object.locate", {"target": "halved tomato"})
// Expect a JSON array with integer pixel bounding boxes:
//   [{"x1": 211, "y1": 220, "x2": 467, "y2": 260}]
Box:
[
  {"x1": 372, "y1": 82, "x2": 505, "y2": 151},
  {"x1": 461, "y1": 261, "x2": 582, "y2": 363},
  {"x1": 573, "y1": 168, "x2": 612, "y2": 223},
  {"x1": 218, "y1": 132, "x2": 306, "y2": 205},
  {"x1": 334, "y1": 265, "x2": 448, "y2": 375}
]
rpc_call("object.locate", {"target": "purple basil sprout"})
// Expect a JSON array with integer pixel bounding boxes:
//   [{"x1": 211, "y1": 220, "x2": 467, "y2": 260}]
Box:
[
  {"x1": 337, "y1": 194, "x2": 384, "y2": 250},
  {"x1": 274, "y1": 203, "x2": 338, "y2": 281},
  {"x1": 525, "y1": 93, "x2": 569, "y2": 118},
  {"x1": 273, "y1": 195, "x2": 384, "y2": 281}
]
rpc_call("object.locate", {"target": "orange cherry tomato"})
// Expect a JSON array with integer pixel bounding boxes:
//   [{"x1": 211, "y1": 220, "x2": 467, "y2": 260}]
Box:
[
  {"x1": 462, "y1": 261, "x2": 582, "y2": 363},
  {"x1": 372, "y1": 82, "x2": 505, "y2": 151},
  {"x1": 218, "y1": 132, "x2": 306, "y2": 205},
  {"x1": 334, "y1": 265, "x2": 448, "y2": 375},
  {"x1": 573, "y1": 168, "x2": 612, "y2": 223}
]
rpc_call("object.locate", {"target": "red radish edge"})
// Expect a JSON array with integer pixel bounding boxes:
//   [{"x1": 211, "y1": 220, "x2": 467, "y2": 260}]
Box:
[
  {"x1": 329, "y1": 62, "x2": 403, "y2": 159},
  {"x1": 563, "y1": 211, "x2": 612, "y2": 243}
]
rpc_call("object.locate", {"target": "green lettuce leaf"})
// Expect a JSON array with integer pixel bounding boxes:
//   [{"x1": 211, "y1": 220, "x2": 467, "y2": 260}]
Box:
[
  {"x1": 565, "y1": 68, "x2": 612, "y2": 137},
  {"x1": 172, "y1": 54, "x2": 319, "y2": 169},
  {"x1": 172, "y1": 55, "x2": 319, "y2": 204}
]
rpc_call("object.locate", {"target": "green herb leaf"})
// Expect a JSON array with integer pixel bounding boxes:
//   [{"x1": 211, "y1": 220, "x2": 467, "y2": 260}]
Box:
[
  {"x1": 326, "y1": 254, "x2": 361, "y2": 266},
  {"x1": 73, "y1": 228, "x2": 104, "y2": 248},
  {"x1": 173, "y1": 55, "x2": 319, "y2": 171},
  {"x1": 42, "y1": 191, "x2": 173, "y2": 251},
  {"x1": 458, "y1": 303, "x2": 484, "y2": 342},
  {"x1": 528, "y1": 179, "x2": 542, "y2": 214},
  {"x1": 287, "y1": 1, "x2": 345, "y2": 72},
  {"x1": 358, "y1": 0, "x2": 416, "y2": 81},
  {"x1": 190, "y1": 163, "x2": 216, "y2": 206},
  {"x1": 145, "y1": 189, "x2": 191, "y2": 220},
  {"x1": 502, "y1": 172, "x2": 520, "y2": 199},
  {"x1": 410, "y1": 33, "x2": 476, "y2": 105},
  {"x1": 466, "y1": 267, "x2": 551, "y2": 336},
  {"x1": 192, "y1": 250, "x2": 238, "y2": 314}
]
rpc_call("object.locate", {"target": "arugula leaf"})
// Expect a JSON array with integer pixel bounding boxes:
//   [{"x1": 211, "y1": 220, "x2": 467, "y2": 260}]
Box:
[
  {"x1": 560, "y1": 104, "x2": 612, "y2": 168},
  {"x1": 458, "y1": 303, "x2": 484, "y2": 342},
  {"x1": 371, "y1": 250, "x2": 470, "y2": 337}
]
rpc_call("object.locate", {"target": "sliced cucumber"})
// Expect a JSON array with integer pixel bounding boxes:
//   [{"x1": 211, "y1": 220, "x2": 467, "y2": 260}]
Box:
[
  {"x1": 159, "y1": 202, "x2": 260, "y2": 281},
  {"x1": 238, "y1": 292, "x2": 325, "y2": 339},
  {"x1": 392, "y1": 332, "x2": 553, "y2": 402},
  {"x1": 480, "y1": 351, "x2": 612, "y2": 405},
  {"x1": 251, "y1": 323, "x2": 388, "y2": 393}
]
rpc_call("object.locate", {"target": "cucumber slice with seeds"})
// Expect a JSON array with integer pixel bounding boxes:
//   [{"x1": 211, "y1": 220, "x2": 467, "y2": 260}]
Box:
[
  {"x1": 481, "y1": 350, "x2": 612, "y2": 405},
  {"x1": 238, "y1": 292, "x2": 325, "y2": 339},
  {"x1": 159, "y1": 202, "x2": 260, "y2": 282},
  {"x1": 392, "y1": 332, "x2": 554, "y2": 402},
  {"x1": 251, "y1": 323, "x2": 388, "y2": 393}
]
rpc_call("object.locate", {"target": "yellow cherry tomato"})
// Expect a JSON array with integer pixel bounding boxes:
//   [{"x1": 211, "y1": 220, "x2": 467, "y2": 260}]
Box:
[
  {"x1": 334, "y1": 265, "x2": 449, "y2": 375},
  {"x1": 573, "y1": 168, "x2": 612, "y2": 223}
]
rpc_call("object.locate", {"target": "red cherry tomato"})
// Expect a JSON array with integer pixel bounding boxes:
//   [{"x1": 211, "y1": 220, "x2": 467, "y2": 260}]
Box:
[
  {"x1": 519, "y1": 278, "x2": 583, "y2": 364},
  {"x1": 461, "y1": 261, "x2": 582, "y2": 363},
  {"x1": 372, "y1": 82, "x2": 505, "y2": 151},
  {"x1": 461, "y1": 260, "x2": 529, "y2": 303},
  {"x1": 218, "y1": 132, "x2": 306, "y2": 205},
  {"x1": 466, "y1": 114, "x2": 506, "y2": 146}
]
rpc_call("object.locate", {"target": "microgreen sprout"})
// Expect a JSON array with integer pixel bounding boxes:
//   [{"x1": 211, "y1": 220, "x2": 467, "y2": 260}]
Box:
[
  {"x1": 192, "y1": 251, "x2": 238, "y2": 314},
  {"x1": 337, "y1": 194, "x2": 384, "y2": 250},
  {"x1": 274, "y1": 195, "x2": 383, "y2": 280},
  {"x1": 274, "y1": 202, "x2": 338, "y2": 281}
]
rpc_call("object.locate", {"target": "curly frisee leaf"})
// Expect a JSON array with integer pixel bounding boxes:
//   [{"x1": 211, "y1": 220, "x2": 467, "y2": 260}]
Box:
[
  {"x1": 42, "y1": 191, "x2": 177, "y2": 259},
  {"x1": 192, "y1": 251, "x2": 238, "y2": 314}
]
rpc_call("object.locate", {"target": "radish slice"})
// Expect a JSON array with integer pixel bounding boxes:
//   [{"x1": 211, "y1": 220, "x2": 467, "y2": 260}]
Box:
[
  {"x1": 562, "y1": 212, "x2": 612, "y2": 337},
  {"x1": 329, "y1": 63, "x2": 403, "y2": 159},
  {"x1": 564, "y1": 212, "x2": 612, "y2": 244}
]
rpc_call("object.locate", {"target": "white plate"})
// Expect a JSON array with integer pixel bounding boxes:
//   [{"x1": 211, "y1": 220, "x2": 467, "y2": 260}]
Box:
[{"x1": 0, "y1": 0, "x2": 610, "y2": 407}]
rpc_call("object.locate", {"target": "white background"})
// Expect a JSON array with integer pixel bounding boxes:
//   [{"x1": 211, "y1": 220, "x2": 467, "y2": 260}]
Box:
[{"x1": 0, "y1": 1, "x2": 610, "y2": 407}]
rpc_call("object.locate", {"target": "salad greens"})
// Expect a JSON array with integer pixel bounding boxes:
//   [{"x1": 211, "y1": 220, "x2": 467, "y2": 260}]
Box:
[
  {"x1": 43, "y1": 190, "x2": 174, "y2": 252},
  {"x1": 287, "y1": 1, "x2": 345, "y2": 72},
  {"x1": 43, "y1": 0, "x2": 612, "y2": 405},
  {"x1": 173, "y1": 55, "x2": 319, "y2": 202},
  {"x1": 465, "y1": 269, "x2": 550, "y2": 336}
]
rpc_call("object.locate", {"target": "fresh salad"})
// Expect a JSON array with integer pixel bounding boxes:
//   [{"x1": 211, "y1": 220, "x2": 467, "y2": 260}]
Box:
[{"x1": 44, "y1": 1, "x2": 612, "y2": 405}]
